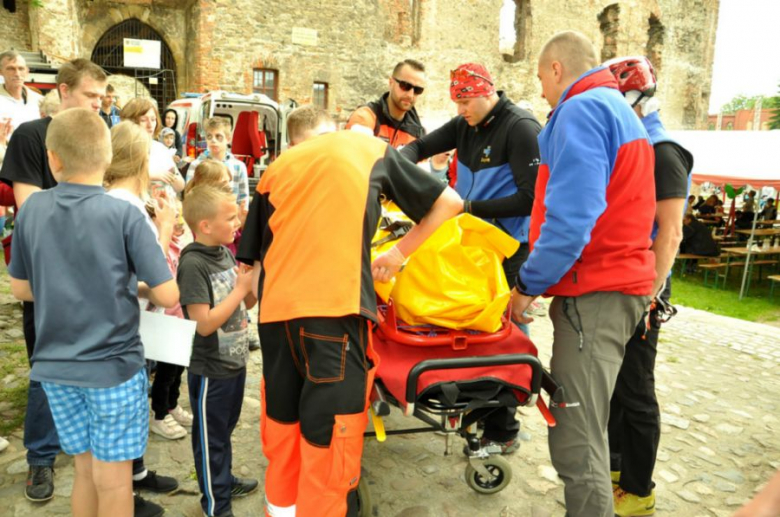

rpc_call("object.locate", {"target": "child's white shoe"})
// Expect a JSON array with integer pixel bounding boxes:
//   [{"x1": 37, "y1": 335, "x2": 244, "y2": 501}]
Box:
[
  {"x1": 150, "y1": 415, "x2": 187, "y2": 440},
  {"x1": 169, "y1": 406, "x2": 193, "y2": 427}
]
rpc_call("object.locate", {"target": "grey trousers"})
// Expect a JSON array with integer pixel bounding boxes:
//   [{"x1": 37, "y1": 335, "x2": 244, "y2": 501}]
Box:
[{"x1": 547, "y1": 291, "x2": 650, "y2": 517}]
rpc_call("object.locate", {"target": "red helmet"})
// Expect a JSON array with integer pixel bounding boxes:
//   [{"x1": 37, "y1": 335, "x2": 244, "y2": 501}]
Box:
[{"x1": 604, "y1": 56, "x2": 657, "y2": 97}]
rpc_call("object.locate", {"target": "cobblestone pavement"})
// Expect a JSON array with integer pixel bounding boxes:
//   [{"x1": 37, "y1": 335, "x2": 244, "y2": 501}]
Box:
[{"x1": 1, "y1": 299, "x2": 778, "y2": 517}]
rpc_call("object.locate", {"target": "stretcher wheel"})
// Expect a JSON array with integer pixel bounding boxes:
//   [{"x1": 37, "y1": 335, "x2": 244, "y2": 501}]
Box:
[
  {"x1": 356, "y1": 473, "x2": 372, "y2": 517},
  {"x1": 465, "y1": 455, "x2": 512, "y2": 494}
]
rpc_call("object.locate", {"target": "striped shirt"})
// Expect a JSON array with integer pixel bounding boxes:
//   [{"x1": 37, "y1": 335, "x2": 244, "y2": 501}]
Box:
[{"x1": 188, "y1": 150, "x2": 249, "y2": 208}]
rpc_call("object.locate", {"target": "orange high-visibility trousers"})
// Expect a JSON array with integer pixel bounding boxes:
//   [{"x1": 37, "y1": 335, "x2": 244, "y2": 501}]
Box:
[{"x1": 259, "y1": 316, "x2": 377, "y2": 517}]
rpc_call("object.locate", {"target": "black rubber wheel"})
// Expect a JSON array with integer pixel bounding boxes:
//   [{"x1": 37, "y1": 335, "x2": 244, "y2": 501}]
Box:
[{"x1": 465, "y1": 455, "x2": 513, "y2": 494}]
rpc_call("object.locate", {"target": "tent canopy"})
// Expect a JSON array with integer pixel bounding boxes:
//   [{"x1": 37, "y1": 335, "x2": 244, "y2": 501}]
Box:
[{"x1": 668, "y1": 130, "x2": 780, "y2": 189}]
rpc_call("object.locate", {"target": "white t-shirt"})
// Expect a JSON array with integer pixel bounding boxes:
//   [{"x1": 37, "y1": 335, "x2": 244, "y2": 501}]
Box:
[
  {"x1": 149, "y1": 140, "x2": 176, "y2": 179},
  {"x1": 106, "y1": 187, "x2": 165, "y2": 312},
  {"x1": 149, "y1": 139, "x2": 178, "y2": 199},
  {"x1": 0, "y1": 86, "x2": 43, "y2": 132}
]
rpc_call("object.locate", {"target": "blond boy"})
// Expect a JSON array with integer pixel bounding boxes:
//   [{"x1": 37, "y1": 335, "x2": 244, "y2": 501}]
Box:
[
  {"x1": 178, "y1": 185, "x2": 258, "y2": 517},
  {"x1": 8, "y1": 108, "x2": 179, "y2": 517}
]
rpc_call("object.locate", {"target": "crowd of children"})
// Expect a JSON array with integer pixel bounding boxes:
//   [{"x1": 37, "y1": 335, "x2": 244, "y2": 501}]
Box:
[{"x1": 2, "y1": 55, "x2": 268, "y2": 516}]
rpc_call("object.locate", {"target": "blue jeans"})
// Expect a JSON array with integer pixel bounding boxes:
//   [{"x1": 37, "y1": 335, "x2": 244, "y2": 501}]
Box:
[
  {"x1": 24, "y1": 381, "x2": 61, "y2": 467},
  {"x1": 23, "y1": 302, "x2": 60, "y2": 467}
]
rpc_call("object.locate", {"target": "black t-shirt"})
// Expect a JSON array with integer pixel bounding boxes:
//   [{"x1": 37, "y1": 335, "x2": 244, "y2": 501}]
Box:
[
  {"x1": 178, "y1": 243, "x2": 248, "y2": 379},
  {"x1": 654, "y1": 142, "x2": 691, "y2": 201},
  {"x1": 0, "y1": 117, "x2": 57, "y2": 191}
]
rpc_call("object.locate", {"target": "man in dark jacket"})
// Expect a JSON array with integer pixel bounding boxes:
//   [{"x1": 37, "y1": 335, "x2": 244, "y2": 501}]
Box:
[
  {"x1": 346, "y1": 59, "x2": 426, "y2": 148},
  {"x1": 402, "y1": 62, "x2": 542, "y2": 454},
  {"x1": 681, "y1": 214, "x2": 719, "y2": 256}
]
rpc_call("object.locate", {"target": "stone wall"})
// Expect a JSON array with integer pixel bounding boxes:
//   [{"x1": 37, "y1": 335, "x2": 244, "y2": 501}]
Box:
[
  {"x1": 12, "y1": 0, "x2": 718, "y2": 129},
  {"x1": 0, "y1": 2, "x2": 31, "y2": 50},
  {"x1": 181, "y1": 0, "x2": 717, "y2": 129},
  {"x1": 186, "y1": 0, "x2": 396, "y2": 120},
  {"x1": 29, "y1": 0, "x2": 80, "y2": 61}
]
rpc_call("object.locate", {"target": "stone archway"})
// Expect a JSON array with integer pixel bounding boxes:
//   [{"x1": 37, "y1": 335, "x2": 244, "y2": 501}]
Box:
[{"x1": 90, "y1": 18, "x2": 178, "y2": 109}]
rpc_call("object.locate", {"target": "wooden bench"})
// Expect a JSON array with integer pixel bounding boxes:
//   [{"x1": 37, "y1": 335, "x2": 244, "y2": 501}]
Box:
[
  {"x1": 676, "y1": 254, "x2": 715, "y2": 277},
  {"x1": 698, "y1": 263, "x2": 727, "y2": 288},
  {"x1": 769, "y1": 275, "x2": 780, "y2": 300},
  {"x1": 724, "y1": 260, "x2": 778, "y2": 284}
]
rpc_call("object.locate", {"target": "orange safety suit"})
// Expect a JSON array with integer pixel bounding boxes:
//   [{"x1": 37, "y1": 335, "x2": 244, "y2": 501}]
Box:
[{"x1": 236, "y1": 130, "x2": 446, "y2": 517}]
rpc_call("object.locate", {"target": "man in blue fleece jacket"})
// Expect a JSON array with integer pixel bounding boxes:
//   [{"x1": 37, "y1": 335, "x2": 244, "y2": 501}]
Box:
[{"x1": 511, "y1": 32, "x2": 656, "y2": 517}]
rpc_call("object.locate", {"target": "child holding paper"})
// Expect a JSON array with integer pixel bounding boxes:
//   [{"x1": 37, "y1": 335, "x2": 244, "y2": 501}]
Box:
[
  {"x1": 7, "y1": 109, "x2": 178, "y2": 517},
  {"x1": 178, "y1": 184, "x2": 258, "y2": 517},
  {"x1": 104, "y1": 121, "x2": 193, "y2": 441}
]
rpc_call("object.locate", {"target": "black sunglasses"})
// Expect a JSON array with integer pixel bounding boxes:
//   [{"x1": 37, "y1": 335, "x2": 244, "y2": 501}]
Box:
[{"x1": 393, "y1": 77, "x2": 425, "y2": 96}]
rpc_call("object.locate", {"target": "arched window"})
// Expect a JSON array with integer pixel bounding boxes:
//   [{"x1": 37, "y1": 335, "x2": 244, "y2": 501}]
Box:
[{"x1": 91, "y1": 19, "x2": 177, "y2": 109}]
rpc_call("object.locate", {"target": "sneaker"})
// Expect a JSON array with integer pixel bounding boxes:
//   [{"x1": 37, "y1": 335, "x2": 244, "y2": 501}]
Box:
[
  {"x1": 134, "y1": 493, "x2": 165, "y2": 517},
  {"x1": 169, "y1": 406, "x2": 193, "y2": 427},
  {"x1": 25, "y1": 465, "x2": 54, "y2": 502},
  {"x1": 230, "y1": 477, "x2": 259, "y2": 497},
  {"x1": 614, "y1": 488, "x2": 656, "y2": 517},
  {"x1": 133, "y1": 470, "x2": 179, "y2": 493},
  {"x1": 0, "y1": 436, "x2": 9, "y2": 452},
  {"x1": 462, "y1": 437, "x2": 520, "y2": 456},
  {"x1": 150, "y1": 415, "x2": 187, "y2": 440}
]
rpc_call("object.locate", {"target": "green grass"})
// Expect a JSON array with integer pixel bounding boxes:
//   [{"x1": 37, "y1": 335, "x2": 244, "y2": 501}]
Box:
[
  {"x1": 672, "y1": 269, "x2": 780, "y2": 324},
  {"x1": 0, "y1": 257, "x2": 30, "y2": 435}
]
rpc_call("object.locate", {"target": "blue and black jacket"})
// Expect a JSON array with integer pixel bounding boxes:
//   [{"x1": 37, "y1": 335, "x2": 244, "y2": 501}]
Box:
[{"x1": 401, "y1": 93, "x2": 541, "y2": 243}]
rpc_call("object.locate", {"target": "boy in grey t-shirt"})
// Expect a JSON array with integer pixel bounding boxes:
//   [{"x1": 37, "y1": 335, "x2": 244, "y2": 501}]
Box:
[
  {"x1": 178, "y1": 184, "x2": 258, "y2": 517},
  {"x1": 8, "y1": 109, "x2": 179, "y2": 516}
]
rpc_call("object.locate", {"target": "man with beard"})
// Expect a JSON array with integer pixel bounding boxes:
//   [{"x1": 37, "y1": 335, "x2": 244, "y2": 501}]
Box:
[{"x1": 346, "y1": 59, "x2": 426, "y2": 148}]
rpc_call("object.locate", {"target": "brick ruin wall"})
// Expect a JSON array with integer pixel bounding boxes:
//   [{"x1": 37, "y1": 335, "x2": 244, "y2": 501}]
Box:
[{"x1": 0, "y1": 0, "x2": 719, "y2": 129}]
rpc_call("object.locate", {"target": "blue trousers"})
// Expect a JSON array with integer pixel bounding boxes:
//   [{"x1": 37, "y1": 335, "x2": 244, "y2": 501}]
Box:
[
  {"x1": 23, "y1": 302, "x2": 59, "y2": 467},
  {"x1": 189, "y1": 370, "x2": 246, "y2": 516}
]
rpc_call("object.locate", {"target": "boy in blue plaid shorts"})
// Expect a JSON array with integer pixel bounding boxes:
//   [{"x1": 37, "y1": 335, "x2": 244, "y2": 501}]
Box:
[{"x1": 8, "y1": 108, "x2": 180, "y2": 517}]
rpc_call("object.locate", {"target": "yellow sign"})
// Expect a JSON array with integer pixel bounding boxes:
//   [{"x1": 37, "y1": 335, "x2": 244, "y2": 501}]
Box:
[{"x1": 123, "y1": 38, "x2": 161, "y2": 69}]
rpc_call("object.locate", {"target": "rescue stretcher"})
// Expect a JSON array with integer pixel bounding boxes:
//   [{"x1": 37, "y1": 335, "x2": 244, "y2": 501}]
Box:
[{"x1": 360, "y1": 298, "x2": 560, "y2": 508}]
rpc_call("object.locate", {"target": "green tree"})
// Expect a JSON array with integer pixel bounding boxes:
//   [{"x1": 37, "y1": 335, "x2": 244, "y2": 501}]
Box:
[
  {"x1": 719, "y1": 94, "x2": 760, "y2": 113},
  {"x1": 770, "y1": 83, "x2": 780, "y2": 130}
]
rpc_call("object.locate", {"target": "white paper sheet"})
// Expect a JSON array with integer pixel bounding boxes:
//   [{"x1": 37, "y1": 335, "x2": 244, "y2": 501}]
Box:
[{"x1": 139, "y1": 311, "x2": 197, "y2": 367}]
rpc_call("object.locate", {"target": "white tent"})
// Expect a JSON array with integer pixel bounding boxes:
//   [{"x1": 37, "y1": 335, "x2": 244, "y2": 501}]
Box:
[{"x1": 669, "y1": 130, "x2": 780, "y2": 189}]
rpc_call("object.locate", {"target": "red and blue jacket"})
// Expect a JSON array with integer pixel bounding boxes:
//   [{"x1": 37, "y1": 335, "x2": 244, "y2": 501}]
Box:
[{"x1": 516, "y1": 67, "x2": 656, "y2": 297}]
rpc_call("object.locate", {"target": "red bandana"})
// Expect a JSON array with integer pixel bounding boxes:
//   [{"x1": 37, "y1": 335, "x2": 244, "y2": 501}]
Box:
[{"x1": 450, "y1": 63, "x2": 495, "y2": 100}]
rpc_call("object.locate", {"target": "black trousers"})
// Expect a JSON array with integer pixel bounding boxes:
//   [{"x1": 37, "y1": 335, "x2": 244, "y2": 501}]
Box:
[
  {"x1": 608, "y1": 284, "x2": 669, "y2": 497},
  {"x1": 482, "y1": 242, "x2": 529, "y2": 442},
  {"x1": 189, "y1": 370, "x2": 246, "y2": 516},
  {"x1": 259, "y1": 316, "x2": 373, "y2": 517},
  {"x1": 151, "y1": 361, "x2": 185, "y2": 420}
]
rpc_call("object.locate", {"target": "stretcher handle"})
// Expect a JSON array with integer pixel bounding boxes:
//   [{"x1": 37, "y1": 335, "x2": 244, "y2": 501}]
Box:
[
  {"x1": 379, "y1": 300, "x2": 513, "y2": 349},
  {"x1": 404, "y1": 353, "x2": 543, "y2": 411}
]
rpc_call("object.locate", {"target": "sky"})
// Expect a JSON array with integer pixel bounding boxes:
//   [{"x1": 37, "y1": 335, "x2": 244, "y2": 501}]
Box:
[
  {"x1": 499, "y1": 0, "x2": 780, "y2": 115},
  {"x1": 709, "y1": 0, "x2": 780, "y2": 113}
]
